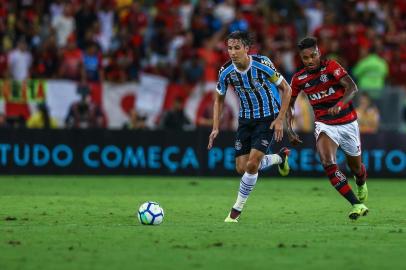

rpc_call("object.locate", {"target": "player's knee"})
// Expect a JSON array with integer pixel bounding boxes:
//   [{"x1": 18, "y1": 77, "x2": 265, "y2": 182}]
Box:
[{"x1": 246, "y1": 160, "x2": 259, "y2": 174}]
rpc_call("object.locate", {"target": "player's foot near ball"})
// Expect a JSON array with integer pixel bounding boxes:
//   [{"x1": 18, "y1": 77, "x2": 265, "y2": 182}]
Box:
[
  {"x1": 278, "y1": 147, "x2": 291, "y2": 176},
  {"x1": 224, "y1": 208, "x2": 241, "y2": 223},
  {"x1": 348, "y1": 203, "x2": 369, "y2": 220}
]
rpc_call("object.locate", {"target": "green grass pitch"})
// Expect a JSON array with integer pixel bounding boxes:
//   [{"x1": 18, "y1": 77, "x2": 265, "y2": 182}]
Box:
[{"x1": 1, "y1": 176, "x2": 405, "y2": 270}]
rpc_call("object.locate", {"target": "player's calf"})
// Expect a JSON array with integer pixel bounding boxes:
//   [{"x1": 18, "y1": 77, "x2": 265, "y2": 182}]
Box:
[
  {"x1": 225, "y1": 172, "x2": 258, "y2": 223},
  {"x1": 324, "y1": 164, "x2": 360, "y2": 205},
  {"x1": 351, "y1": 163, "x2": 368, "y2": 202},
  {"x1": 353, "y1": 163, "x2": 367, "y2": 186}
]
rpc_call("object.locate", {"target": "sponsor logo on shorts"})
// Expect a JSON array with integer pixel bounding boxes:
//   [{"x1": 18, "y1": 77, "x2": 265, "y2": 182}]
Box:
[
  {"x1": 235, "y1": 140, "x2": 242, "y2": 150},
  {"x1": 261, "y1": 140, "x2": 269, "y2": 147}
]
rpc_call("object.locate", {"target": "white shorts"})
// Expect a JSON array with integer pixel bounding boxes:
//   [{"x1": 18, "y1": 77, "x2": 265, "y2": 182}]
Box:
[{"x1": 314, "y1": 121, "x2": 361, "y2": 157}]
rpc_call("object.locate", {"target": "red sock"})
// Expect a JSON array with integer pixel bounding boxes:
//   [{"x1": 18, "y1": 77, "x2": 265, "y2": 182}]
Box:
[
  {"x1": 355, "y1": 164, "x2": 367, "y2": 186},
  {"x1": 324, "y1": 164, "x2": 360, "y2": 205}
]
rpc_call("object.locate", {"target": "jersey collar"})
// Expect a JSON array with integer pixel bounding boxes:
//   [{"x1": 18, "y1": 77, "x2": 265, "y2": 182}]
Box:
[{"x1": 233, "y1": 55, "x2": 252, "y2": 74}]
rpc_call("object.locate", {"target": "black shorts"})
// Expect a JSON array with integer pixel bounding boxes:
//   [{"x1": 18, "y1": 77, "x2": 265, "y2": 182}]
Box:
[{"x1": 235, "y1": 117, "x2": 275, "y2": 157}]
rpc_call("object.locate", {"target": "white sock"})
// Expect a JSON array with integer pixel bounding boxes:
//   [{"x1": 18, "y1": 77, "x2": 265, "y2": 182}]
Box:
[
  {"x1": 259, "y1": 154, "x2": 282, "y2": 170},
  {"x1": 233, "y1": 172, "x2": 258, "y2": 211}
]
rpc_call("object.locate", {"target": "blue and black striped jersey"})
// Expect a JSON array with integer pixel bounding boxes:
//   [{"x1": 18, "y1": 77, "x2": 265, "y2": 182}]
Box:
[{"x1": 216, "y1": 55, "x2": 283, "y2": 120}]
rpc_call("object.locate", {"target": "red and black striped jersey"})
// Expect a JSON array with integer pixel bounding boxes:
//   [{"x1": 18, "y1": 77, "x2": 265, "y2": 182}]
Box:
[{"x1": 290, "y1": 59, "x2": 357, "y2": 125}]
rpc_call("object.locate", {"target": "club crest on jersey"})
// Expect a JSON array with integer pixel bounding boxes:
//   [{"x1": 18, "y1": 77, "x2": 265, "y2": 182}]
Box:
[
  {"x1": 320, "y1": 74, "x2": 328, "y2": 82},
  {"x1": 235, "y1": 140, "x2": 242, "y2": 150},
  {"x1": 334, "y1": 68, "x2": 341, "y2": 77},
  {"x1": 308, "y1": 87, "x2": 336, "y2": 101}
]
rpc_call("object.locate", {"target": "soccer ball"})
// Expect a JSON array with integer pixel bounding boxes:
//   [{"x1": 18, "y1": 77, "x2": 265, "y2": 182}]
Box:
[{"x1": 137, "y1": 201, "x2": 164, "y2": 225}]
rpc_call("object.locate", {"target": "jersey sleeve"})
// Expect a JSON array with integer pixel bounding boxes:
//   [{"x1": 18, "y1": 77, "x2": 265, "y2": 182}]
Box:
[
  {"x1": 290, "y1": 76, "x2": 300, "y2": 98},
  {"x1": 329, "y1": 60, "x2": 348, "y2": 81},
  {"x1": 216, "y1": 66, "x2": 229, "y2": 96},
  {"x1": 259, "y1": 56, "x2": 283, "y2": 86}
]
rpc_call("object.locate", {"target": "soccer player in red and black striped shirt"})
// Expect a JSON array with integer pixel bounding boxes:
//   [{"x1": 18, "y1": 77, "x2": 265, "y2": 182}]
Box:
[{"x1": 287, "y1": 37, "x2": 369, "y2": 220}]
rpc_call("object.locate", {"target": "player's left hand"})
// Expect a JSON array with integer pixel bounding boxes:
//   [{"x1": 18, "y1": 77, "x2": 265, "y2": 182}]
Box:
[
  {"x1": 208, "y1": 129, "x2": 219, "y2": 150},
  {"x1": 270, "y1": 118, "x2": 284, "y2": 142},
  {"x1": 328, "y1": 102, "x2": 343, "y2": 116}
]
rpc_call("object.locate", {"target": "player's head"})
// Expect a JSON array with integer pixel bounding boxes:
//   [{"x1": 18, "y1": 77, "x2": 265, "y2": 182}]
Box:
[
  {"x1": 225, "y1": 31, "x2": 251, "y2": 65},
  {"x1": 297, "y1": 37, "x2": 321, "y2": 71}
]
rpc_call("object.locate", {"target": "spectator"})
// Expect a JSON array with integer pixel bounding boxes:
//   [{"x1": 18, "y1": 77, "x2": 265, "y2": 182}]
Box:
[
  {"x1": 75, "y1": 0, "x2": 98, "y2": 49},
  {"x1": 213, "y1": 0, "x2": 235, "y2": 25},
  {"x1": 49, "y1": 0, "x2": 64, "y2": 21},
  {"x1": 304, "y1": 0, "x2": 324, "y2": 35},
  {"x1": 51, "y1": 3, "x2": 75, "y2": 48},
  {"x1": 123, "y1": 109, "x2": 147, "y2": 130},
  {"x1": 83, "y1": 42, "x2": 103, "y2": 82},
  {"x1": 160, "y1": 97, "x2": 192, "y2": 131},
  {"x1": 355, "y1": 92, "x2": 380, "y2": 133},
  {"x1": 196, "y1": 91, "x2": 234, "y2": 131},
  {"x1": 181, "y1": 54, "x2": 204, "y2": 84},
  {"x1": 229, "y1": 10, "x2": 249, "y2": 33},
  {"x1": 0, "y1": 43, "x2": 8, "y2": 78},
  {"x1": 58, "y1": 35, "x2": 85, "y2": 81},
  {"x1": 31, "y1": 35, "x2": 59, "y2": 78},
  {"x1": 8, "y1": 38, "x2": 32, "y2": 81},
  {"x1": 353, "y1": 47, "x2": 389, "y2": 101},
  {"x1": 97, "y1": 1, "x2": 115, "y2": 52},
  {"x1": 65, "y1": 83, "x2": 105, "y2": 129},
  {"x1": 389, "y1": 49, "x2": 406, "y2": 88},
  {"x1": 26, "y1": 103, "x2": 58, "y2": 129},
  {"x1": 105, "y1": 40, "x2": 137, "y2": 82}
]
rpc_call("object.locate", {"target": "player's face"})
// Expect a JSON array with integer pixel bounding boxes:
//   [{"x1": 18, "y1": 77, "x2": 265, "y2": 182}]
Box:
[
  {"x1": 300, "y1": 47, "x2": 321, "y2": 71},
  {"x1": 227, "y1": 39, "x2": 249, "y2": 65}
]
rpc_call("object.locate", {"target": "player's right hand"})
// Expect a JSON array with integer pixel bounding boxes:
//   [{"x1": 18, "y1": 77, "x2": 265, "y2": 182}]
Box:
[
  {"x1": 208, "y1": 129, "x2": 219, "y2": 149},
  {"x1": 288, "y1": 130, "x2": 303, "y2": 145}
]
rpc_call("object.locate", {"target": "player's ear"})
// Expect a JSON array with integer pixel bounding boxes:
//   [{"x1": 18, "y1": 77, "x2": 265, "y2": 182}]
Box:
[
  {"x1": 244, "y1": 45, "x2": 249, "y2": 53},
  {"x1": 315, "y1": 46, "x2": 321, "y2": 56}
]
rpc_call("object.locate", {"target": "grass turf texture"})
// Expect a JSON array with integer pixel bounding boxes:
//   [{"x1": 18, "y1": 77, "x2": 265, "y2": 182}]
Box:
[{"x1": 1, "y1": 176, "x2": 405, "y2": 270}]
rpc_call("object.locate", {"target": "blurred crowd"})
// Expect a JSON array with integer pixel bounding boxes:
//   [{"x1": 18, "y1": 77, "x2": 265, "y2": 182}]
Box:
[{"x1": 0, "y1": 0, "x2": 405, "y2": 132}]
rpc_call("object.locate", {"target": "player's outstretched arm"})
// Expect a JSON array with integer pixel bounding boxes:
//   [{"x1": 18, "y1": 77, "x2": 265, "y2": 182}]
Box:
[
  {"x1": 270, "y1": 78, "x2": 292, "y2": 142},
  {"x1": 286, "y1": 95, "x2": 303, "y2": 145},
  {"x1": 328, "y1": 75, "x2": 358, "y2": 116},
  {"x1": 208, "y1": 92, "x2": 225, "y2": 149}
]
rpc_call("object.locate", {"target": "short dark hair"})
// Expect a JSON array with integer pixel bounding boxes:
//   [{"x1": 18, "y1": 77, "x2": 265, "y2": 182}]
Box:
[
  {"x1": 226, "y1": 31, "x2": 252, "y2": 47},
  {"x1": 297, "y1": 37, "x2": 318, "y2": 50}
]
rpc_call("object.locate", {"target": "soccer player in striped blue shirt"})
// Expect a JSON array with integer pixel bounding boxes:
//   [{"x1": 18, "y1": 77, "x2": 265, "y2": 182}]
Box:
[{"x1": 207, "y1": 31, "x2": 293, "y2": 222}]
